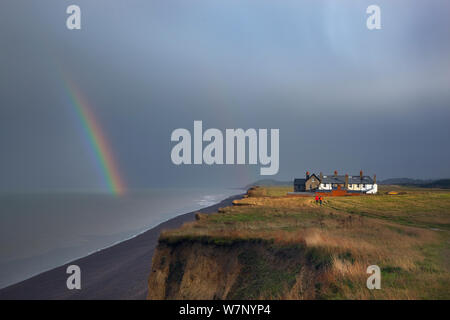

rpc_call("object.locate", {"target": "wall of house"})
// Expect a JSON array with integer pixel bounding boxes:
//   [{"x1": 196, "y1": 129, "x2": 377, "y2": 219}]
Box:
[
  {"x1": 305, "y1": 177, "x2": 320, "y2": 191},
  {"x1": 363, "y1": 184, "x2": 378, "y2": 194},
  {"x1": 348, "y1": 184, "x2": 362, "y2": 191},
  {"x1": 318, "y1": 183, "x2": 332, "y2": 190},
  {"x1": 319, "y1": 183, "x2": 378, "y2": 194},
  {"x1": 348, "y1": 183, "x2": 378, "y2": 193}
]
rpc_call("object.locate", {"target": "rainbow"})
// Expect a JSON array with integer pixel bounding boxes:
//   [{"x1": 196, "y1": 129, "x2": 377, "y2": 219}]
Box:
[{"x1": 64, "y1": 79, "x2": 126, "y2": 195}]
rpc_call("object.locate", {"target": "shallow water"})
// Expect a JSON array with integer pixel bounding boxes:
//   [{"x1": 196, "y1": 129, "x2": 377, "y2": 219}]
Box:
[{"x1": 0, "y1": 188, "x2": 242, "y2": 289}]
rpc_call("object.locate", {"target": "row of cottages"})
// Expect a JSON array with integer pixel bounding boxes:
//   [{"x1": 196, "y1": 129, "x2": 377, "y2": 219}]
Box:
[{"x1": 294, "y1": 171, "x2": 378, "y2": 194}]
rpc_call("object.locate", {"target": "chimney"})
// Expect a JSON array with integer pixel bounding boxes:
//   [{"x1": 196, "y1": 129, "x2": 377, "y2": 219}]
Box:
[
  {"x1": 306, "y1": 171, "x2": 310, "y2": 180},
  {"x1": 334, "y1": 170, "x2": 338, "y2": 177},
  {"x1": 345, "y1": 174, "x2": 349, "y2": 189},
  {"x1": 360, "y1": 170, "x2": 363, "y2": 180},
  {"x1": 319, "y1": 172, "x2": 323, "y2": 182},
  {"x1": 373, "y1": 174, "x2": 377, "y2": 184}
]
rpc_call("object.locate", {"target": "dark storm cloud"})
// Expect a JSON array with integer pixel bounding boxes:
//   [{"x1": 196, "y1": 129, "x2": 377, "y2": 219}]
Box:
[{"x1": 0, "y1": 0, "x2": 449, "y2": 192}]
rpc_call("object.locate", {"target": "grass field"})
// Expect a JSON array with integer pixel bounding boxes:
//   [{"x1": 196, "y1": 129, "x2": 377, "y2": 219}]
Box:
[{"x1": 160, "y1": 185, "x2": 450, "y2": 299}]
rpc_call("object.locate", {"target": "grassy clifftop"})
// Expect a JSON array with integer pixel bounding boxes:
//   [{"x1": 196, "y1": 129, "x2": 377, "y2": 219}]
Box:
[{"x1": 149, "y1": 185, "x2": 450, "y2": 299}]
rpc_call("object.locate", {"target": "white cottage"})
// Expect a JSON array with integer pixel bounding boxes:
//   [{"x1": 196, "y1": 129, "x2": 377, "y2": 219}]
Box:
[{"x1": 317, "y1": 171, "x2": 378, "y2": 194}]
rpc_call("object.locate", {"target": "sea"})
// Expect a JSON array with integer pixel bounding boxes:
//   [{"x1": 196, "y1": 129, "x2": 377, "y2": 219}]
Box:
[{"x1": 0, "y1": 188, "x2": 243, "y2": 289}]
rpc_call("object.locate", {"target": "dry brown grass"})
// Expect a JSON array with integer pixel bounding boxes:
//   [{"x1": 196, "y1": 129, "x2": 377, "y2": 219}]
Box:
[{"x1": 160, "y1": 185, "x2": 450, "y2": 299}]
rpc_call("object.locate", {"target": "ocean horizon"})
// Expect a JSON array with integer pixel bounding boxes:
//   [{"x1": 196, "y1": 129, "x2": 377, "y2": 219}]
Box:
[{"x1": 0, "y1": 187, "x2": 243, "y2": 289}]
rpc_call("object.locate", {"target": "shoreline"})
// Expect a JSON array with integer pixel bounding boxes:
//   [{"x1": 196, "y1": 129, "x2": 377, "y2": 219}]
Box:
[{"x1": 0, "y1": 193, "x2": 244, "y2": 300}]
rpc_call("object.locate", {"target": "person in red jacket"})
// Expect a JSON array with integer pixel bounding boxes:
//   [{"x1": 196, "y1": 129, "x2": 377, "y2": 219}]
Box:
[{"x1": 315, "y1": 195, "x2": 319, "y2": 204}]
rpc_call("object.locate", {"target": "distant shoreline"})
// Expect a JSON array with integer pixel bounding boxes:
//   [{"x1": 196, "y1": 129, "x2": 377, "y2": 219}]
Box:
[{"x1": 0, "y1": 193, "x2": 244, "y2": 300}]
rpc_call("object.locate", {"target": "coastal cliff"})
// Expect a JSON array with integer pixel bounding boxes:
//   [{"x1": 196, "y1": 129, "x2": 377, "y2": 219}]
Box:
[
  {"x1": 147, "y1": 239, "x2": 328, "y2": 299},
  {"x1": 147, "y1": 186, "x2": 450, "y2": 300},
  {"x1": 148, "y1": 239, "x2": 330, "y2": 299}
]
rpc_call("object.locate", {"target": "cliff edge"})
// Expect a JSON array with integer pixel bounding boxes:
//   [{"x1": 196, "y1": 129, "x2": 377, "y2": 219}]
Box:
[
  {"x1": 147, "y1": 186, "x2": 450, "y2": 299},
  {"x1": 148, "y1": 238, "x2": 328, "y2": 299}
]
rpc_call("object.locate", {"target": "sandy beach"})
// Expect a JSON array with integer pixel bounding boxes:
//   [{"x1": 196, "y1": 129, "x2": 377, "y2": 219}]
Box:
[{"x1": 0, "y1": 193, "x2": 243, "y2": 300}]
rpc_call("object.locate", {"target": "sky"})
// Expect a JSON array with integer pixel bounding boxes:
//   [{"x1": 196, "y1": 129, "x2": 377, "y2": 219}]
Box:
[{"x1": 0, "y1": 0, "x2": 449, "y2": 192}]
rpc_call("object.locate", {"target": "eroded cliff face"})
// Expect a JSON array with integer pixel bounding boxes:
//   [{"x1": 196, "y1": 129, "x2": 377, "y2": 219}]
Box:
[{"x1": 147, "y1": 240, "x2": 328, "y2": 300}]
